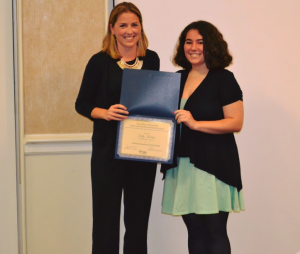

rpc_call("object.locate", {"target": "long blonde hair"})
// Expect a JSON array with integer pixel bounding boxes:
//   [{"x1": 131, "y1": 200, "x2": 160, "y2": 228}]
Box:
[{"x1": 102, "y1": 2, "x2": 148, "y2": 59}]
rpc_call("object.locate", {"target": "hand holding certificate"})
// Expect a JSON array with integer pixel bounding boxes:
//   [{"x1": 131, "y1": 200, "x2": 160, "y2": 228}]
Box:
[{"x1": 115, "y1": 69, "x2": 181, "y2": 163}]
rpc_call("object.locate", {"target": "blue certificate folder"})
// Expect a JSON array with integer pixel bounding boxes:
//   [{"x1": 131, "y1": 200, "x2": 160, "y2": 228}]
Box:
[{"x1": 115, "y1": 69, "x2": 181, "y2": 164}]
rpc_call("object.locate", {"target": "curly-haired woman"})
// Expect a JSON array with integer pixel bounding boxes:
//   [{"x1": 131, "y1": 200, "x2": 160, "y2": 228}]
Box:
[{"x1": 161, "y1": 21, "x2": 245, "y2": 254}]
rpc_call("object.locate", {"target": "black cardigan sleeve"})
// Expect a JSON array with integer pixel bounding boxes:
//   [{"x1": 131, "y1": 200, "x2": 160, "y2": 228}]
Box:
[
  {"x1": 218, "y1": 71, "x2": 243, "y2": 106},
  {"x1": 75, "y1": 53, "x2": 104, "y2": 121}
]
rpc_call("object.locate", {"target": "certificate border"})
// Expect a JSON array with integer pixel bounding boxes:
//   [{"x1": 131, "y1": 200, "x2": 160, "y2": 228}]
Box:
[{"x1": 115, "y1": 115, "x2": 176, "y2": 164}]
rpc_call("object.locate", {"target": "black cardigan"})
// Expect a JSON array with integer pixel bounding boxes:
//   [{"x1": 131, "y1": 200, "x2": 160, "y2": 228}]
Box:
[
  {"x1": 161, "y1": 69, "x2": 243, "y2": 191},
  {"x1": 75, "y1": 50, "x2": 160, "y2": 161}
]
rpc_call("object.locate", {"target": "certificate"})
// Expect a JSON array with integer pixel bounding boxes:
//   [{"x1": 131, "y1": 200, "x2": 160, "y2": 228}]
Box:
[
  {"x1": 115, "y1": 116, "x2": 175, "y2": 163},
  {"x1": 115, "y1": 69, "x2": 181, "y2": 164}
]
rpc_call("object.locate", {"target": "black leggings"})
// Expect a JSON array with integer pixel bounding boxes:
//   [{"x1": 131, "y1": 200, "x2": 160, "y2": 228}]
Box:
[{"x1": 182, "y1": 212, "x2": 230, "y2": 254}]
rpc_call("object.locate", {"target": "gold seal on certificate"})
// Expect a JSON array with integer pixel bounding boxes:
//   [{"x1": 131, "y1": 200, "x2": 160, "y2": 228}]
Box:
[{"x1": 116, "y1": 116, "x2": 175, "y2": 162}]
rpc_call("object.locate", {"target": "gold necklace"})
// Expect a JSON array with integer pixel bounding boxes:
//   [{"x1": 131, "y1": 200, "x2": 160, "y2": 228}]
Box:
[{"x1": 117, "y1": 57, "x2": 143, "y2": 70}]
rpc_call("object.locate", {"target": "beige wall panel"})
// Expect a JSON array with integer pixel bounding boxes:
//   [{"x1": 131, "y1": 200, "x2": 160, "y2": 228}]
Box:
[{"x1": 23, "y1": 0, "x2": 106, "y2": 134}]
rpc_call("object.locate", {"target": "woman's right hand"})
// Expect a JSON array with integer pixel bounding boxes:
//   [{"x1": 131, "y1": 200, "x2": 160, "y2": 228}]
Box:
[
  {"x1": 91, "y1": 104, "x2": 129, "y2": 121},
  {"x1": 105, "y1": 104, "x2": 129, "y2": 121}
]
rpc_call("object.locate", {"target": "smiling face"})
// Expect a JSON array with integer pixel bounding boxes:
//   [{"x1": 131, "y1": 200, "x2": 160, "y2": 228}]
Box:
[
  {"x1": 184, "y1": 29, "x2": 206, "y2": 68},
  {"x1": 110, "y1": 12, "x2": 141, "y2": 53}
]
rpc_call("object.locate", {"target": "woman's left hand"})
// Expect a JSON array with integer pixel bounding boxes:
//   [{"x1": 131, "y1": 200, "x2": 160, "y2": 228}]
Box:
[{"x1": 174, "y1": 110, "x2": 197, "y2": 130}]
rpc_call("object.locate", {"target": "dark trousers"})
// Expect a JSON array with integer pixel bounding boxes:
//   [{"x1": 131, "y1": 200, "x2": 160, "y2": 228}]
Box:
[{"x1": 91, "y1": 158, "x2": 157, "y2": 254}]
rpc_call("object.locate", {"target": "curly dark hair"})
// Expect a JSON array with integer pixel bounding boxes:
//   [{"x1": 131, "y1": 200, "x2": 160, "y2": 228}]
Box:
[{"x1": 173, "y1": 21, "x2": 233, "y2": 70}]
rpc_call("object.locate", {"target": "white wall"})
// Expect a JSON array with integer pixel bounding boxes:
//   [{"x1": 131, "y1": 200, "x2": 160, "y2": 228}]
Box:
[
  {"x1": 0, "y1": 0, "x2": 19, "y2": 253},
  {"x1": 115, "y1": 0, "x2": 300, "y2": 253}
]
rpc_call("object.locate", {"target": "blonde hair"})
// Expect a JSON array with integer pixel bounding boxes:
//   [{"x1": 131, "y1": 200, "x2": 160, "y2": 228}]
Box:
[{"x1": 102, "y1": 2, "x2": 148, "y2": 59}]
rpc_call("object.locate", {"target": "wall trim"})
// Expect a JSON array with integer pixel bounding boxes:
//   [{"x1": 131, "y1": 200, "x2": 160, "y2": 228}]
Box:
[
  {"x1": 24, "y1": 133, "x2": 92, "y2": 155},
  {"x1": 25, "y1": 133, "x2": 92, "y2": 143}
]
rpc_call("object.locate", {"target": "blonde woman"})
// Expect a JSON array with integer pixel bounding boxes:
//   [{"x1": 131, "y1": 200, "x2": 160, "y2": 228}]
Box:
[{"x1": 75, "y1": 2, "x2": 159, "y2": 253}]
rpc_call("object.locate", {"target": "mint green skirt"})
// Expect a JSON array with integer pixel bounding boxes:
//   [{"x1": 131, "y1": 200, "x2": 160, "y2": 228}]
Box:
[
  {"x1": 161, "y1": 98, "x2": 245, "y2": 215},
  {"x1": 161, "y1": 158, "x2": 245, "y2": 215}
]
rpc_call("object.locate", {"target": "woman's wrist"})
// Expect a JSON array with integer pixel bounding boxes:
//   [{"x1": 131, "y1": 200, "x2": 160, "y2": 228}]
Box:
[
  {"x1": 91, "y1": 107, "x2": 108, "y2": 120},
  {"x1": 189, "y1": 120, "x2": 200, "y2": 131}
]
